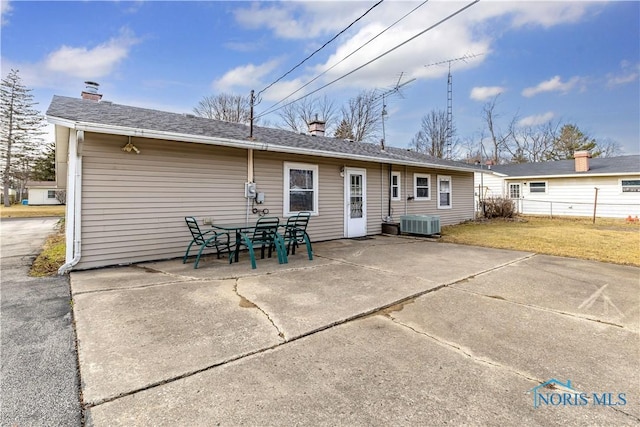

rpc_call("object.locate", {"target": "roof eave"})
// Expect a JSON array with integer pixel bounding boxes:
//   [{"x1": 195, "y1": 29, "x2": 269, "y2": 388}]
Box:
[
  {"x1": 46, "y1": 116, "x2": 476, "y2": 173},
  {"x1": 501, "y1": 172, "x2": 640, "y2": 179}
]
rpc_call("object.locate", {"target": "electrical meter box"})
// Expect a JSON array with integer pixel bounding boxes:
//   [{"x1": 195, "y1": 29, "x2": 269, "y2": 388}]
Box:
[{"x1": 245, "y1": 182, "x2": 257, "y2": 199}]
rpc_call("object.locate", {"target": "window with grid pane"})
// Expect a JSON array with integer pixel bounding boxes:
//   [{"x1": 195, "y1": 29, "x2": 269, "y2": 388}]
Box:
[
  {"x1": 284, "y1": 162, "x2": 318, "y2": 216},
  {"x1": 414, "y1": 174, "x2": 430, "y2": 200}
]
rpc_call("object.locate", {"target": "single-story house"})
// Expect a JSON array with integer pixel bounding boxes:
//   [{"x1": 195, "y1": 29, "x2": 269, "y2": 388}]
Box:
[
  {"x1": 47, "y1": 93, "x2": 478, "y2": 272},
  {"x1": 26, "y1": 181, "x2": 62, "y2": 205},
  {"x1": 475, "y1": 152, "x2": 640, "y2": 218}
]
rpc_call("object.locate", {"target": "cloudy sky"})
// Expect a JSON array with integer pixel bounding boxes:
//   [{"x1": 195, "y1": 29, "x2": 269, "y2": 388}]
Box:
[{"x1": 1, "y1": 0, "x2": 638, "y2": 155}]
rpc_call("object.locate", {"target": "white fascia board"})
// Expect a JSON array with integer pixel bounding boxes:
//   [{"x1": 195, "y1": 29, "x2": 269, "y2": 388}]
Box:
[
  {"x1": 46, "y1": 116, "x2": 477, "y2": 174},
  {"x1": 503, "y1": 172, "x2": 640, "y2": 180}
]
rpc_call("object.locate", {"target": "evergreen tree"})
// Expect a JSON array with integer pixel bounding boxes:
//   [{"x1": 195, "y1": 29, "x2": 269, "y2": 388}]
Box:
[
  {"x1": 31, "y1": 141, "x2": 56, "y2": 182},
  {"x1": 1, "y1": 69, "x2": 45, "y2": 206},
  {"x1": 547, "y1": 124, "x2": 600, "y2": 160},
  {"x1": 334, "y1": 118, "x2": 355, "y2": 140}
]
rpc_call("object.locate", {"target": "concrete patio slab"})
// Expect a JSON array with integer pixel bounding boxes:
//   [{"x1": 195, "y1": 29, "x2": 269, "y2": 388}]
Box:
[
  {"x1": 71, "y1": 265, "x2": 182, "y2": 294},
  {"x1": 70, "y1": 237, "x2": 639, "y2": 425},
  {"x1": 86, "y1": 316, "x2": 635, "y2": 426},
  {"x1": 452, "y1": 255, "x2": 640, "y2": 331},
  {"x1": 73, "y1": 278, "x2": 282, "y2": 405},
  {"x1": 236, "y1": 262, "x2": 436, "y2": 339},
  {"x1": 317, "y1": 236, "x2": 534, "y2": 284},
  {"x1": 141, "y1": 249, "x2": 331, "y2": 281},
  {"x1": 389, "y1": 287, "x2": 639, "y2": 418}
]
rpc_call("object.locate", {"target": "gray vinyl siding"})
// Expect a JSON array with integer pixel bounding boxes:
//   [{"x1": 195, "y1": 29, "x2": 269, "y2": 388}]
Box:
[
  {"x1": 79, "y1": 133, "x2": 248, "y2": 269},
  {"x1": 77, "y1": 133, "x2": 475, "y2": 269},
  {"x1": 389, "y1": 167, "x2": 474, "y2": 225}
]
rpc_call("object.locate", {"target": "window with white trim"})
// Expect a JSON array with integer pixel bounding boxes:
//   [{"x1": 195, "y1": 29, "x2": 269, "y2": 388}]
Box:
[
  {"x1": 621, "y1": 179, "x2": 640, "y2": 193},
  {"x1": 391, "y1": 172, "x2": 401, "y2": 201},
  {"x1": 529, "y1": 181, "x2": 547, "y2": 193},
  {"x1": 47, "y1": 190, "x2": 56, "y2": 199},
  {"x1": 437, "y1": 175, "x2": 452, "y2": 209},
  {"x1": 284, "y1": 162, "x2": 318, "y2": 216},
  {"x1": 414, "y1": 173, "x2": 430, "y2": 200}
]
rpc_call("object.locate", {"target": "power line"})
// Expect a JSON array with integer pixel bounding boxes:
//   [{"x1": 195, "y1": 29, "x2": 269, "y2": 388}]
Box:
[
  {"x1": 256, "y1": 0, "x2": 480, "y2": 119},
  {"x1": 257, "y1": 0, "x2": 430, "y2": 116},
  {"x1": 256, "y1": 0, "x2": 384, "y2": 99}
]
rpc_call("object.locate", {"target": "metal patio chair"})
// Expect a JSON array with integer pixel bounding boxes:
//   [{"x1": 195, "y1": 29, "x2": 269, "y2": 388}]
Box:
[
  {"x1": 183, "y1": 217, "x2": 231, "y2": 269},
  {"x1": 282, "y1": 212, "x2": 313, "y2": 260},
  {"x1": 232, "y1": 216, "x2": 287, "y2": 269}
]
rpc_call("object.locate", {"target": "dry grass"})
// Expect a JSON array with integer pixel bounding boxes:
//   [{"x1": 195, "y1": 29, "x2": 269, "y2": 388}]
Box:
[
  {"x1": 1, "y1": 204, "x2": 65, "y2": 218},
  {"x1": 440, "y1": 216, "x2": 640, "y2": 267},
  {"x1": 30, "y1": 220, "x2": 66, "y2": 277}
]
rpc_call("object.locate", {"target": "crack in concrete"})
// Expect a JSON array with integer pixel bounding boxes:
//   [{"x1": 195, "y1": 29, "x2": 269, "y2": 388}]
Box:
[
  {"x1": 382, "y1": 311, "x2": 640, "y2": 422},
  {"x1": 449, "y1": 287, "x2": 632, "y2": 332},
  {"x1": 383, "y1": 313, "x2": 542, "y2": 384},
  {"x1": 233, "y1": 279, "x2": 285, "y2": 341},
  {"x1": 87, "y1": 251, "x2": 638, "y2": 419}
]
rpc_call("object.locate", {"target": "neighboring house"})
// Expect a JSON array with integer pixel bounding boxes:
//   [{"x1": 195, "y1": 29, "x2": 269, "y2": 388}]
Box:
[
  {"x1": 26, "y1": 181, "x2": 62, "y2": 205},
  {"x1": 47, "y1": 93, "x2": 478, "y2": 271},
  {"x1": 475, "y1": 152, "x2": 640, "y2": 218}
]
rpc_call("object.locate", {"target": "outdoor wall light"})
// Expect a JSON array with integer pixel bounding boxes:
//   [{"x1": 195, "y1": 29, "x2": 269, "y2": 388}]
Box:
[
  {"x1": 340, "y1": 166, "x2": 345, "y2": 177},
  {"x1": 122, "y1": 137, "x2": 140, "y2": 154}
]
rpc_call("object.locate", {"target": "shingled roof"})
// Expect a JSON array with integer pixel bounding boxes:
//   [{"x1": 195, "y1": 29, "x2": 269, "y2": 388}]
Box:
[
  {"x1": 46, "y1": 95, "x2": 475, "y2": 173},
  {"x1": 489, "y1": 155, "x2": 640, "y2": 178}
]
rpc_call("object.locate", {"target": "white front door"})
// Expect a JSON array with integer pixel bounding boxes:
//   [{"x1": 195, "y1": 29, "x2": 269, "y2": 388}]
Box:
[{"x1": 344, "y1": 168, "x2": 367, "y2": 238}]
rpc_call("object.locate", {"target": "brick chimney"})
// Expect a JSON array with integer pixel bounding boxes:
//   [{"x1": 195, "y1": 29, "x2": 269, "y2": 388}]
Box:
[
  {"x1": 308, "y1": 115, "x2": 326, "y2": 137},
  {"x1": 574, "y1": 150, "x2": 591, "y2": 172},
  {"x1": 81, "y1": 81, "x2": 102, "y2": 101}
]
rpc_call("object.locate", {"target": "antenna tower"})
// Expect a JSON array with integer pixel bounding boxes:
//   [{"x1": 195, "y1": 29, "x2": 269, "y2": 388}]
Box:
[
  {"x1": 424, "y1": 52, "x2": 483, "y2": 159},
  {"x1": 377, "y1": 73, "x2": 416, "y2": 149}
]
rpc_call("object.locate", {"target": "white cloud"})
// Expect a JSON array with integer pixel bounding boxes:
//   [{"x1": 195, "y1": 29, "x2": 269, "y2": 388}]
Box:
[
  {"x1": 1, "y1": 0, "x2": 12, "y2": 25},
  {"x1": 44, "y1": 28, "x2": 138, "y2": 79},
  {"x1": 522, "y1": 76, "x2": 582, "y2": 97},
  {"x1": 470, "y1": 86, "x2": 505, "y2": 101},
  {"x1": 233, "y1": 2, "x2": 369, "y2": 40},
  {"x1": 518, "y1": 112, "x2": 555, "y2": 127},
  {"x1": 213, "y1": 60, "x2": 281, "y2": 93},
  {"x1": 606, "y1": 61, "x2": 639, "y2": 88},
  {"x1": 220, "y1": 0, "x2": 598, "y2": 105}
]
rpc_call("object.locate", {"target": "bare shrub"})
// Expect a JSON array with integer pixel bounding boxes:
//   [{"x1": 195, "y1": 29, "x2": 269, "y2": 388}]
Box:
[
  {"x1": 482, "y1": 197, "x2": 516, "y2": 218},
  {"x1": 55, "y1": 190, "x2": 66, "y2": 204}
]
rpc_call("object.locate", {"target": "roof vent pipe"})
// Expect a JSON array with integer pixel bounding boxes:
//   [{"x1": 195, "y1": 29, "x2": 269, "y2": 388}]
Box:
[{"x1": 81, "y1": 81, "x2": 102, "y2": 101}]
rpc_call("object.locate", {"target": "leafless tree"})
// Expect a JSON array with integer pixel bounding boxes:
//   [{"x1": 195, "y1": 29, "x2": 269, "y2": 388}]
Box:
[
  {"x1": 481, "y1": 95, "x2": 516, "y2": 164},
  {"x1": 598, "y1": 138, "x2": 622, "y2": 157},
  {"x1": 277, "y1": 96, "x2": 336, "y2": 134},
  {"x1": 340, "y1": 90, "x2": 382, "y2": 142},
  {"x1": 193, "y1": 93, "x2": 252, "y2": 124},
  {"x1": 409, "y1": 110, "x2": 454, "y2": 158},
  {"x1": 509, "y1": 121, "x2": 560, "y2": 163}
]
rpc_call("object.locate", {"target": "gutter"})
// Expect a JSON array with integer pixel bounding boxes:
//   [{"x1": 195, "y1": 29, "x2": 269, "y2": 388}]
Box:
[
  {"x1": 46, "y1": 116, "x2": 477, "y2": 174},
  {"x1": 58, "y1": 130, "x2": 83, "y2": 274}
]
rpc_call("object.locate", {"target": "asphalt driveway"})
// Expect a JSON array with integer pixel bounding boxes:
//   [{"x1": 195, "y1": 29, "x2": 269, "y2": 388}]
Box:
[
  {"x1": 69, "y1": 236, "x2": 639, "y2": 426},
  {"x1": 0, "y1": 217, "x2": 82, "y2": 426}
]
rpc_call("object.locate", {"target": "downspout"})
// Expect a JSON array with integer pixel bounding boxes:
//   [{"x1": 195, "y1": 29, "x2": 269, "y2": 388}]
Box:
[
  {"x1": 246, "y1": 149, "x2": 254, "y2": 222},
  {"x1": 58, "y1": 130, "x2": 83, "y2": 274},
  {"x1": 388, "y1": 163, "x2": 392, "y2": 220}
]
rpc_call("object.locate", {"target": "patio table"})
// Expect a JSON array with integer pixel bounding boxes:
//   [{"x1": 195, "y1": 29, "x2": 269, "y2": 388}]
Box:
[{"x1": 211, "y1": 221, "x2": 288, "y2": 266}]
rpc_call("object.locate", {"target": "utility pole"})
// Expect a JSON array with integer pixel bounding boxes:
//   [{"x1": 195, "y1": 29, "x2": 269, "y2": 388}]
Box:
[{"x1": 249, "y1": 89, "x2": 255, "y2": 139}]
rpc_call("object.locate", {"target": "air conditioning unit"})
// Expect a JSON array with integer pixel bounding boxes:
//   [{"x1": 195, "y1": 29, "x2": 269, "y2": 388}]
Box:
[{"x1": 400, "y1": 215, "x2": 441, "y2": 236}]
